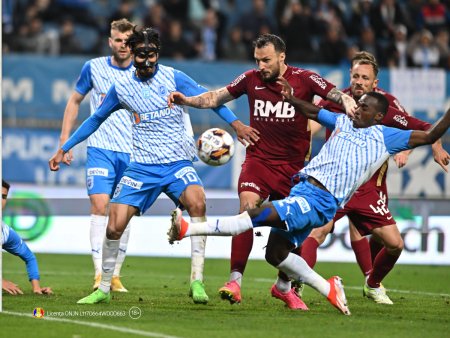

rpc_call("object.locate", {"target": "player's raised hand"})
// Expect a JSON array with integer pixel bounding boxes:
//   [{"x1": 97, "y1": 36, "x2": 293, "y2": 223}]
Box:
[
  {"x1": 49, "y1": 149, "x2": 66, "y2": 171},
  {"x1": 341, "y1": 94, "x2": 357, "y2": 119},
  {"x1": 276, "y1": 76, "x2": 294, "y2": 101},
  {"x1": 168, "y1": 91, "x2": 187, "y2": 108},
  {"x1": 231, "y1": 120, "x2": 260, "y2": 146},
  {"x1": 432, "y1": 142, "x2": 450, "y2": 172}
]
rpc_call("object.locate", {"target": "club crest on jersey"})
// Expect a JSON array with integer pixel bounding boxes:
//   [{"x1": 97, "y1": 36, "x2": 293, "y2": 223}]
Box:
[
  {"x1": 142, "y1": 87, "x2": 151, "y2": 99},
  {"x1": 158, "y1": 85, "x2": 167, "y2": 96},
  {"x1": 87, "y1": 176, "x2": 94, "y2": 190},
  {"x1": 113, "y1": 183, "x2": 122, "y2": 198}
]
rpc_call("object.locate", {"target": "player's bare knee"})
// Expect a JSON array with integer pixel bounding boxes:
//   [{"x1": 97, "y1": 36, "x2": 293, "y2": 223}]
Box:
[
  {"x1": 309, "y1": 229, "x2": 327, "y2": 245},
  {"x1": 385, "y1": 237, "x2": 404, "y2": 255},
  {"x1": 185, "y1": 199, "x2": 206, "y2": 216},
  {"x1": 106, "y1": 224, "x2": 124, "y2": 240},
  {"x1": 265, "y1": 249, "x2": 286, "y2": 267}
]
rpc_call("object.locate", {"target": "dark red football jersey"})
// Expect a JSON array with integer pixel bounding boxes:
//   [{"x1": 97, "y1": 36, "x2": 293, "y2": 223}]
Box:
[
  {"x1": 226, "y1": 66, "x2": 335, "y2": 165},
  {"x1": 318, "y1": 87, "x2": 431, "y2": 191}
]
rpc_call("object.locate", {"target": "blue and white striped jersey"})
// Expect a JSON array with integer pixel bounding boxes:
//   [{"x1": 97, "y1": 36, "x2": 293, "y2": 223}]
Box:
[
  {"x1": 76, "y1": 56, "x2": 133, "y2": 153},
  {"x1": 62, "y1": 64, "x2": 238, "y2": 164},
  {"x1": 302, "y1": 109, "x2": 413, "y2": 207}
]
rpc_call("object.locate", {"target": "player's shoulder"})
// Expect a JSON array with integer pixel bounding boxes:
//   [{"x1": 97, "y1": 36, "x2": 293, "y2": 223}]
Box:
[
  {"x1": 90, "y1": 56, "x2": 109, "y2": 66},
  {"x1": 374, "y1": 87, "x2": 406, "y2": 113},
  {"x1": 286, "y1": 65, "x2": 313, "y2": 77}
]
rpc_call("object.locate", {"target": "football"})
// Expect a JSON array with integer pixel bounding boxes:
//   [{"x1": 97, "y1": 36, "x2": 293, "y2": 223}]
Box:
[{"x1": 197, "y1": 128, "x2": 235, "y2": 166}]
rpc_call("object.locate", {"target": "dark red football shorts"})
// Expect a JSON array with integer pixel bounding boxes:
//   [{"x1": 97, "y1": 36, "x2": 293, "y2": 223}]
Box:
[
  {"x1": 238, "y1": 158, "x2": 304, "y2": 201},
  {"x1": 333, "y1": 185, "x2": 396, "y2": 236}
]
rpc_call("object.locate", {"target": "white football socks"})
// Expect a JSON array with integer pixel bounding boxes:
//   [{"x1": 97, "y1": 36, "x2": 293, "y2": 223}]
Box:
[
  {"x1": 190, "y1": 216, "x2": 207, "y2": 282},
  {"x1": 230, "y1": 271, "x2": 243, "y2": 286},
  {"x1": 185, "y1": 212, "x2": 253, "y2": 237},
  {"x1": 113, "y1": 224, "x2": 130, "y2": 277},
  {"x1": 99, "y1": 237, "x2": 120, "y2": 293},
  {"x1": 277, "y1": 253, "x2": 330, "y2": 297},
  {"x1": 90, "y1": 214, "x2": 107, "y2": 276},
  {"x1": 275, "y1": 276, "x2": 292, "y2": 293}
]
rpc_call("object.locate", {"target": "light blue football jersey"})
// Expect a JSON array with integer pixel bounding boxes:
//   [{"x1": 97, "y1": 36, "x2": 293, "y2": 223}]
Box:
[
  {"x1": 302, "y1": 109, "x2": 413, "y2": 207},
  {"x1": 62, "y1": 64, "x2": 238, "y2": 164},
  {"x1": 1, "y1": 221, "x2": 10, "y2": 245},
  {"x1": 76, "y1": 56, "x2": 133, "y2": 153}
]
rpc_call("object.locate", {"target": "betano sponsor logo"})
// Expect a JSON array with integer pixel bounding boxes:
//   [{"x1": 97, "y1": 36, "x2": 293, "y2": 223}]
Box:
[
  {"x1": 133, "y1": 107, "x2": 173, "y2": 124},
  {"x1": 338, "y1": 131, "x2": 367, "y2": 147},
  {"x1": 230, "y1": 73, "x2": 246, "y2": 87}
]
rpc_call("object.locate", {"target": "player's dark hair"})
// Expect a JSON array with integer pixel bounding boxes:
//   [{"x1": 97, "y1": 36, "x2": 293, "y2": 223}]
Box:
[
  {"x1": 366, "y1": 91, "x2": 389, "y2": 115},
  {"x1": 253, "y1": 34, "x2": 286, "y2": 53},
  {"x1": 111, "y1": 18, "x2": 134, "y2": 33},
  {"x1": 351, "y1": 51, "x2": 379, "y2": 76},
  {"x1": 126, "y1": 26, "x2": 161, "y2": 52},
  {"x1": 2, "y1": 179, "x2": 10, "y2": 191}
]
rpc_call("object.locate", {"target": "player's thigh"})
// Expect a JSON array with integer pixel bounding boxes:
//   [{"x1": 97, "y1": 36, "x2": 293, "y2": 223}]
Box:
[
  {"x1": 89, "y1": 194, "x2": 110, "y2": 215},
  {"x1": 164, "y1": 161, "x2": 204, "y2": 211},
  {"x1": 86, "y1": 147, "x2": 120, "y2": 196},
  {"x1": 349, "y1": 220, "x2": 364, "y2": 241},
  {"x1": 179, "y1": 184, "x2": 206, "y2": 217},
  {"x1": 308, "y1": 219, "x2": 335, "y2": 244},
  {"x1": 239, "y1": 191, "x2": 264, "y2": 212},
  {"x1": 111, "y1": 162, "x2": 163, "y2": 215}
]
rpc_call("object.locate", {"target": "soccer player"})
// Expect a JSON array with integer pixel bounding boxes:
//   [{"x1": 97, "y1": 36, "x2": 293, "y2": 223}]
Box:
[
  {"x1": 168, "y1": 89, "x2": 450, "y2": 315},
  {"x1": 299, "y1": 52, "x2": 450, "y2": 304},
  {"x1": 59, "y1": 18, "x2": 135, "y2": 292},
  {"x1": 167, "y1": 33, "x2": 356, "y2": 309},
  {"x1": 2, "y1": 180, "x2": 53, "y2": 295},
  {"x1": 49, "y1": 26, "x2": 258, "y2": 305}
]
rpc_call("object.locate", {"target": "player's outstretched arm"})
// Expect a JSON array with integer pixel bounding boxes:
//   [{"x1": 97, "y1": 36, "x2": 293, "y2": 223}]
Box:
[
  {"x1": 409, "y1": 107, "x2": 450, "y2": 150},
  {"x1": 277, "y1": 76, "x2": 321, "y2": 120},
  {"x1": 168, "y1": 87, "x2": 234, "y2": 109},
  {"x1": 59, "y1": 91, "x2": 85, "y2": 165}
]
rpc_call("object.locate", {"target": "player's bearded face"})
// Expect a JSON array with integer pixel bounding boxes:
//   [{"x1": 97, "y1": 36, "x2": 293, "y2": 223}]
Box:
[
  {"x1": 350, "y1": 64, "x2": 378, "y2": 100},
  {"x1": 110, "y1": 30, "x2": 132, "y2": 62},
  {"x1": 254, "y1": 46, "x2": 283, "y2": 82}
]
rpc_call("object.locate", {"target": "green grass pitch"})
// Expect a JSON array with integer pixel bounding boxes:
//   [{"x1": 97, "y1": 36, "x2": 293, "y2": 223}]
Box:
[{"x1": 1, "y1": 253, "x2": 449, "y2": 338}]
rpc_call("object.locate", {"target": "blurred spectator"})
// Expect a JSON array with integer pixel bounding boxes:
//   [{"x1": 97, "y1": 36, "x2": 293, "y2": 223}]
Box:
[
  {"x1": 312, "y1": 0, "x2": 347, "y2": 37},
  {"x1": 162, "y1": 0, "x2": 189, "y2": 23},
  {"x1": 12, "y1": 17, "x2": 59, "y2": 54},
  {"x1": 237, "y1": 0, "x2": 276, "y2": 49},
  {"x1": 198, "y1": 8, "x2": 220, "y2": 61},
  {"x1": 58, "y1": 17, "x2": 82, "y2": 54},
  {"x1": 160, "y1": 20, "x2": 198, "y2": 60},
  {"x1": 347, "y1": 0, "x2": 374, "y2": 38},
  {"x1": 419, "y1": 0, "x2": 450, "y2": 35},
  {"x1": 357, "y1": 26, "x2": 384, "y2": 65},
  {"x1": 143, "y1": 2, "x2": 170, "y2": 37},
  {"x1": 53, "y1": 0, "x2": 99, "y2": 30},
  {"x1": 385, "y1": 24, "x2": 410, "y2": 68},
  {"x1": 319, "y1": 24, "x2": 348, "y2": 65},
  {"x1": 278, "y1": 0, "x2": 317, "y2": 63},
  {"x1": 435, "y1": 28, "x2": 450, "y2": 68},
  {"x1": 222, "y1": 26, "x2": 248, "y2": 61},
  {"x1": 407, "y1": 28, "x2": 441, "y2": 68},
  {"x1": 108, "y1": 0, "x2": 137, "y2": 29},
  {"x1": 370, "y1": 0, "x2": 409, "y2": 41}
]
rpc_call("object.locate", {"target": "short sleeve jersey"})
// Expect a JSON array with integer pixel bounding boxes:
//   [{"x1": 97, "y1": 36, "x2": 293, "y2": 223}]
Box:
[
  {"x1": 226, "y1": 66, "x2": 335, "y2": 165},
  {"x1": 318, "y1": 87, "x2": 430, "y2": 191},
  {"x1": 75, "y1": 56, "x2": 134, "y2": 153}
]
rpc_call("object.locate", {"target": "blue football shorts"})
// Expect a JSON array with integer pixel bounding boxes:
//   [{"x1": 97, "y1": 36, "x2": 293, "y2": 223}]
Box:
[
  {"x1": 85, "y1": 147, "x2": 130, "y2": 197},
  {"x1": 271, "y1": 178, "x2": 338, "y2": 248},
  {"x1": 111, "y1": 160, "x2": 203, "y2": 215}
]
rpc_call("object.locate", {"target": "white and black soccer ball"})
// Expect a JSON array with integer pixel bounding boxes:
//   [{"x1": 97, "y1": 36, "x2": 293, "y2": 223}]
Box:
[{"x1": 197, "y1": 128, "x2": 235, "y2": 166}]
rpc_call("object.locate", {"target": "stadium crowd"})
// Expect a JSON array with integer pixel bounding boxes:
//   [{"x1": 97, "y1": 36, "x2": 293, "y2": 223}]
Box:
[{"x1": 2, "y1": 0, "x2": 450, "y2": 69}]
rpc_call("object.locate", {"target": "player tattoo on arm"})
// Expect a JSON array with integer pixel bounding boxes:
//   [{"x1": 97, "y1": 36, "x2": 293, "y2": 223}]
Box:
[
  {"x1": 191, "y1": 87, "x2": 234, "y2": 108},
  {"x1": 326, "y1": 88, "x2": 345, "y2": 104},
  {"x1": 326, "y1": 88, "x2": 357, "y2": 118}
]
